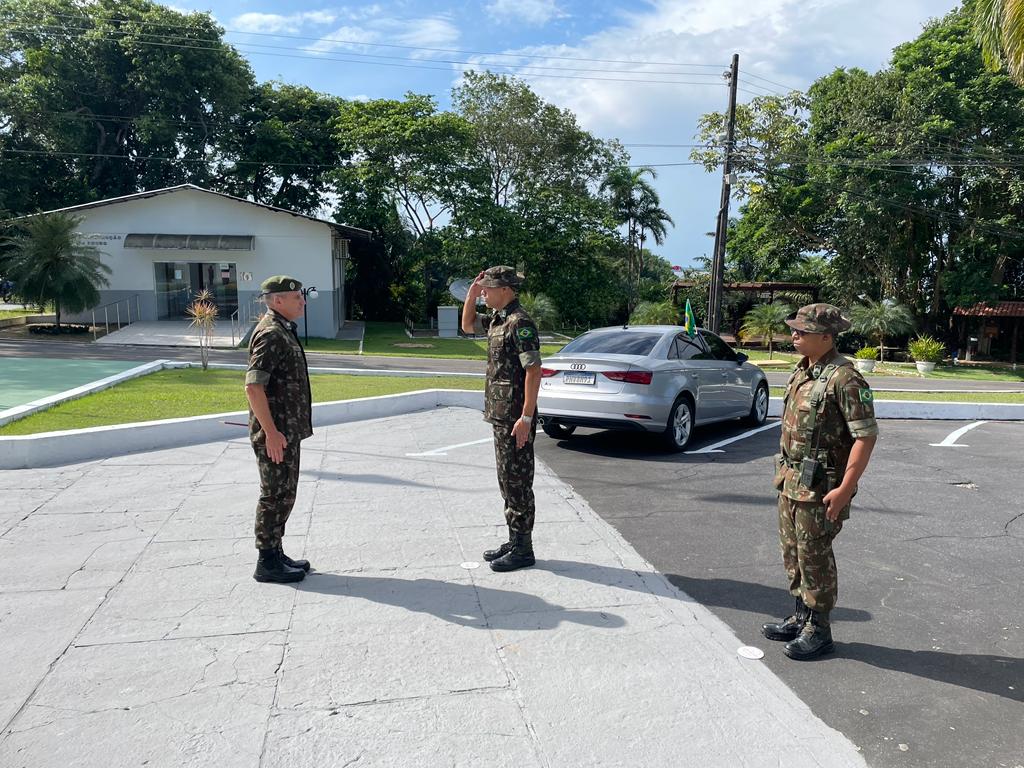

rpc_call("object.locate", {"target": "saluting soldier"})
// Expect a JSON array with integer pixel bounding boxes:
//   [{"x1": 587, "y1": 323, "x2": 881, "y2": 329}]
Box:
[
  {"x1": 245, "y1": 275, "x2": 313, "y2": 584},
  {"x1": 762, "y1": 303, "x2": 878, "y2": 660},
  {"x1": 461, "y1": 266, "x2": 543, "y2": 572}
]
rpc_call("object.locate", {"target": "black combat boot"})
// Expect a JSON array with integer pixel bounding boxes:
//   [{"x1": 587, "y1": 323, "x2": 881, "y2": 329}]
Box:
[
  {"x1": 254, "y1": 548, "x2": 306, "y2": 583},
  {"x1": 783, "y1": 610, "x2": 835, "y2": 660},
  {"x1": 761, "y1": 598, "x2": 809, "y2": 642},
  {"x1": 278, "y1": 545, "x2": 311, "y2": 572},
  {"x1": 490, "y1": 532, "x2": 535, "y2": 572},
  {"x1": 483, "y1": 527, "x2": 514, "y2": 562}
]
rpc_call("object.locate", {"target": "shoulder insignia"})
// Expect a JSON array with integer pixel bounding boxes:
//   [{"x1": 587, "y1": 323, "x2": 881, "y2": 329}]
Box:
[
  {"x1": 859, "y1": 388, "x2": 874, "y2": 403},
  {"x1": 517, "y1": 326, "x2": 536, "y2": 340}
]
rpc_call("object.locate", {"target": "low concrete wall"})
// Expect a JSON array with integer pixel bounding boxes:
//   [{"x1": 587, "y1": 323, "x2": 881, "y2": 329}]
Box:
[
  {"x1": 0, "y1": 389, "x2": 484, "y2": 469},
  {"x1": 0, "y1": 315, "x2": 55, "y2": 328}
]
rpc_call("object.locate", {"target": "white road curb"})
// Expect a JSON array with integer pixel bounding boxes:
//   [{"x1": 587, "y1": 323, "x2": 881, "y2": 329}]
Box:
[
  {"x1": 767, "y1": 396, "x2": 1024, "y2": 421},
  {"x1": 0, "y1": 389, "x2": 483, "y2": 470}
]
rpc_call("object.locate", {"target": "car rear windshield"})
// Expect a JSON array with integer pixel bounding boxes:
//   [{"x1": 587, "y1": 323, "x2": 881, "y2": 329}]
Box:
[{"x1": 559, "y1": 331, "x2": 662, "y2": 356}]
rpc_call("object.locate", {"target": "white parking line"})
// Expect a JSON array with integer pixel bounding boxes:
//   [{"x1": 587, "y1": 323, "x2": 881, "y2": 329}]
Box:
[
  {"x1": 685, "y1": 420, "x2": 781, "y2": 454},
  {"x1": 929, "y1": 421, "x2": 988, "y2": 448},
  {"x1": 406, "y1": 437, "x2": 493, "y2": 456}
]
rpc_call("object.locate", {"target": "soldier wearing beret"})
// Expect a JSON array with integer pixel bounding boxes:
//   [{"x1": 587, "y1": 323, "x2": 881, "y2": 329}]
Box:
[
  {"x1": 245, "y1": 275, "x2": 313, "y2": 583},
  {"x1": 461, "y1": 266, "x2": 543, "y2": 571},
  {"x1": 762, "y1": 303, "x2": 878, "y2": 659}
]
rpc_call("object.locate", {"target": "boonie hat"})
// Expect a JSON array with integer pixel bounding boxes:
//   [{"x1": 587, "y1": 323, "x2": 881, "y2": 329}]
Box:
[
  {"x1": 477, "y1": 265, "x2": 523, "y2": 288},
  {"x1": 785, "y1": 303, "x2": 852, "y2": 335},
  {"x1": 261, "y1": 275, "x2": 303, "y2": 294}
]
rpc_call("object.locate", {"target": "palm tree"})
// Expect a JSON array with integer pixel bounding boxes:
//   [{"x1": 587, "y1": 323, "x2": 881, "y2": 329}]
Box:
[
  {"x1": 518, "y1": 292, "x2": 559, "y2": 331},
  {"x1": 848, "y1": 298, "x2": 916, "y2": 362},
  {"x1": 186, "y1": 289, "x2": 219, "y2": 370},
  {"x1": 2, "y1": 213, "x2": 111, "y2": 329},
  {"x1": 740, "y1": 302, "x2": 792, "y2": 359},
  {"x1": 601, "y1": 166, "x2": 674, "y2": 313},
  {"x1": 629, "y1": 300, "x2": 680, "y2": 325},
  {"x1": 974, "y1": 0, "x2": 1024, "y2": 84}
]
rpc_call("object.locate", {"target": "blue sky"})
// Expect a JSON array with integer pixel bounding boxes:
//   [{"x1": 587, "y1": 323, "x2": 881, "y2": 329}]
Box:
[{"x1": 171, "y1": 0, "x2": 962, "y2": 268}]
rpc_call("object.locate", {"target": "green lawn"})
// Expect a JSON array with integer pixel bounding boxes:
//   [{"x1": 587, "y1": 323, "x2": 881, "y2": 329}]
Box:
[
  {"x1": 769, "y1": 387, "x2": 1024, "y2": 403},
  {"x1": 863, "y1": 362, "x2": 1024, "y2": 382},
  {"x1": 306, "y1": 321, "x2": 565, "y2": 359},
  {"x1": 0, "y1": 369, "x2": 484, "y2": 436},
  {"x1": 0, "y1": 309, "x2": 40, "y2": 319}
]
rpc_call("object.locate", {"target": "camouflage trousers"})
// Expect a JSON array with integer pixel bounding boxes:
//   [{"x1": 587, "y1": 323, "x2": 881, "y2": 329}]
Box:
[
  {"x1": 492, "y1": 421, "x2": 537, "y2": 533},
  {"x1": 252, "y1": 440, "x2": 301, "y2": 550},
  {"x1": 778, "y1": 494, "x2": 843, "y2": 613}
]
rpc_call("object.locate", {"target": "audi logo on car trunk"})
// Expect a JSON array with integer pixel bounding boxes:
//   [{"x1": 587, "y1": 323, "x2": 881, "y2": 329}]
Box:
[{"x1": 570, "y1": 363, "x2": 587, "y2": 370}]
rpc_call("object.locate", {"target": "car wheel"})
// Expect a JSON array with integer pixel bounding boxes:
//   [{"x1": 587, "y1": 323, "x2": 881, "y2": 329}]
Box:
[
  {"x1": 746, "y1": 382, "x2": 769, "y2": 425},
  {"x1": 661, "y1": 396, "x2": 694, "y2": 452},
  {"x1": 542, "y1": 421, "x2": 577, "y2": 439}
]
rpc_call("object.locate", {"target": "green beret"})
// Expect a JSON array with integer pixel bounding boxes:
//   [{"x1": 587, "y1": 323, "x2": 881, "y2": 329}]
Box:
[{"x1": 260, "y1": 275, "x2": 302, "y2": 294}]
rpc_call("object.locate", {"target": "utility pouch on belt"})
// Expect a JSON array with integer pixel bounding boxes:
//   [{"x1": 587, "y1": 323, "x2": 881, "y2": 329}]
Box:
[{"x1": 799, "y1": 456, "x2": 821, "y2": 488}]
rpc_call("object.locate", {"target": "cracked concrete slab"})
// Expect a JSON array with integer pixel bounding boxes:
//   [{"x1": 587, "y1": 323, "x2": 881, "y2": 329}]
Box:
[{"x1": 1, "y1": 406, "x2": 866, "y2": 767}]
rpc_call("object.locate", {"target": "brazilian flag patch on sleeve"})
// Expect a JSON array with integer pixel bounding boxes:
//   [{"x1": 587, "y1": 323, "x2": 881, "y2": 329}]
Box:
[
  {"x1": 859, "y1": 388, "x2": 874, "y2": 403},
  {"x1": 517, "y1": 326, "x2": 536, "y2": 340}
]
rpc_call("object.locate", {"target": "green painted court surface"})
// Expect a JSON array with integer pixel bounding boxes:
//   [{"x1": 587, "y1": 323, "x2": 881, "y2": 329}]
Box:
[{"x1": 0, "y1": 358, "x2": 142, "y2": 411}]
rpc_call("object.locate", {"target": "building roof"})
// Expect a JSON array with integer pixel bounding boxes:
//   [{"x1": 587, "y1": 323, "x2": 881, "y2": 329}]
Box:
[
  {"x1": 21, "y1": 184, "x2": 372, "y2": 241},
  {"x1": 671, "y1": 280, "x2": 818, "y2": 292},
  {"x1": 952, "y1": 301, "x2": 1024, "y2": 318}
]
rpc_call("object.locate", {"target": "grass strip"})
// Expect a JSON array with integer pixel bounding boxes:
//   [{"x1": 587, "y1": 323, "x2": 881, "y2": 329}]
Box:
[
  {"x1": 769, "y1": 387, "x2": 1024, "y2": 404},
  {"x1": 0, "y1": 368, "x2": 484, "y2": 436}
]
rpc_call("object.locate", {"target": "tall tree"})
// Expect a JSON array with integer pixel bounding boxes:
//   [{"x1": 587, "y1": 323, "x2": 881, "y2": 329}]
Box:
[
  {"x1": 1, "y1": 212, "x2": 111, "y2": 327},
  {"x1": 0, "y1": 0, "x2": 255, "y2": 213}
]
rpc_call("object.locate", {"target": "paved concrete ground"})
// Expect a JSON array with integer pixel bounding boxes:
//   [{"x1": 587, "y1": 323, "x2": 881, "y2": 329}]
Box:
[
  {"x1": 0, "y1": 408, "x2": 864, "y2": 768},
  {"x1": 536, "y1": 418, "x2": 1024, "y2": 768},
  {"x1": 0, "y1": 357, "x2": 141, "y2": 410},
  {"x1": 96, "y1": 320, "x2": 248, "y2": 348}
]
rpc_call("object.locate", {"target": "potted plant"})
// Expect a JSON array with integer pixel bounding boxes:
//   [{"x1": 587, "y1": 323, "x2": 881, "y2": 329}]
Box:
[
  {"x1": 908, "y1": 335, "x2": 945, "y2": 374},
  {"x1": 853, "y1": 346, "x2": 878, "y2": 373}
]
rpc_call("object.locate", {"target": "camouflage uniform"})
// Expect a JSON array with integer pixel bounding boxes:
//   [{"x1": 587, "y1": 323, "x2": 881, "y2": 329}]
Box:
[
  {"x1": 773, "y1": 307, "x2": 878, "y2": 614},
  {"x1": 246, "y1": 302, "x2": 313, "y2": 551},
  {"x1": 481, "y1": 296, "x2": 543, "y2": 532}
]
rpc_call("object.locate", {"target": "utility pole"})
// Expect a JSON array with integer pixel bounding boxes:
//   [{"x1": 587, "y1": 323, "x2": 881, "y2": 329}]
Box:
[{"x1": 707, "y1": 53, "x2": 739, "y2": 334}]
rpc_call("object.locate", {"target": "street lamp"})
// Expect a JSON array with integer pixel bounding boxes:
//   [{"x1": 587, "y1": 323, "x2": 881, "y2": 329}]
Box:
[{"x1": 301, "y1": 286, "x2": 318, "y2": 346}]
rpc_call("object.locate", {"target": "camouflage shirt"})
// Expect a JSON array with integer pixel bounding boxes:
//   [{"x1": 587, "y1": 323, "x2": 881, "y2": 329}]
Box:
[
  {"x1": 480, "y1": 299, "x2": 543, "y2": 425},
  {"x1": 245, "y1": 309, "x2": 313, "y2": 444},
  {"x1": 777, "y1": 349, "x2": 878, "y2": 504}
]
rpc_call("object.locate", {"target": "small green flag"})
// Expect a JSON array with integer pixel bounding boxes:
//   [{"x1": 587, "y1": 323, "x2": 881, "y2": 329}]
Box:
[{"x1": 683, "y1": 299, "x2": 697, "y2": 338}]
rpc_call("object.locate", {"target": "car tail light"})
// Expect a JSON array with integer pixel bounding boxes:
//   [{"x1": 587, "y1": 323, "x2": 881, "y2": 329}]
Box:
[
  {"x1": 540, "y1": 368, "x2": 558, "y2": 378},
  {"x1": 601, "y1": 370, "x2": 653, "y2": 385}
]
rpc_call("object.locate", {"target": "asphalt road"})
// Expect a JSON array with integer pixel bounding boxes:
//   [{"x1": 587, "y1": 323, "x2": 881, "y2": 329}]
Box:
[
  {"x1": 535, "y1": 418, "x2": 1024, "y2": 768},
  {"x1": 0, "y1": 337, "x2": 1021, "y2": 391}
]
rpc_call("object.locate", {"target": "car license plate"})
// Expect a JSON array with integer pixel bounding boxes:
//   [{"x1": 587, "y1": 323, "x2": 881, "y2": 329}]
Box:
[{"x1": 563, "y1": 372, "x2": 596, "y2": 385}]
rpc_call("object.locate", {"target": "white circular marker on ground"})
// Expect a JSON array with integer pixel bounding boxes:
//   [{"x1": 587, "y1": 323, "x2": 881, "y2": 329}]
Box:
[
  {"x1": 737, "y1": 646, "x2": 764, "y2": 660},
  {"x1": 460, "y1": 561, "x2": 480, "y2": 569}
]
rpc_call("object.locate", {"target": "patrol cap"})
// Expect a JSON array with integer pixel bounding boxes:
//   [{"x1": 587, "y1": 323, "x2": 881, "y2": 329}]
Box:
[
  {"x1": 260, "y1": 275, "x2": 302, "y2": 294},
  {"x1": 477, "y1": 265, "x2": 523, "y2": 289},
  {"x1": 785, "y1": 303, "x2": 851, "y2": 335}
]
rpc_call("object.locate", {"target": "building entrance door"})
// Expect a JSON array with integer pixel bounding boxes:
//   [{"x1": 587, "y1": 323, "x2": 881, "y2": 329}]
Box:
[{"x1": 155, "y1": 262, "x2": 238, "y2": 319}]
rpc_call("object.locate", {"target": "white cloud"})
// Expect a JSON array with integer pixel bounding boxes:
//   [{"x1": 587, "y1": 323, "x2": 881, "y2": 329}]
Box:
[
  {"x1": 389, "y1": 17, "x2": 461, "y2": 49},
  {"x1": 304, "y1": 26, "x2": 381, "y2": 54},
  {"x1": 232, "y1": 11, "x2": 340, "y2": 35},
  {"x1": 486, "y1": 0, "x2": 568, "y2": 26}
]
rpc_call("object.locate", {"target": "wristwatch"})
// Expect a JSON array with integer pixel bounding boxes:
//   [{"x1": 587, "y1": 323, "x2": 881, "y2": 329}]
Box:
[{"x1": 519, "y1": 414, "x2": 533, "y2": 423}]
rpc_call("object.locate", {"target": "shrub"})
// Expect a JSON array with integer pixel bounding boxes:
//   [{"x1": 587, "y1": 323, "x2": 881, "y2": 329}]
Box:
[
  {"x1": 853, "y1": 346, "x2": 879, "y2": 360},
  {"x1": 908, "y1": 335, "x2": 945, "y2": 363}
]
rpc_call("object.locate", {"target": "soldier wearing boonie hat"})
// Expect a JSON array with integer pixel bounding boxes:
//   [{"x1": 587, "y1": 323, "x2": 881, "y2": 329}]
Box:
[
  {"x1": 245, "y1": 275, "x2": 313, "y2": 584},
  {"x1": 762, "y1": 302, "x2": 878, "y2": 660},
  {"x1": 461, "y1": 265, "x2": 543, "y2": 572}
]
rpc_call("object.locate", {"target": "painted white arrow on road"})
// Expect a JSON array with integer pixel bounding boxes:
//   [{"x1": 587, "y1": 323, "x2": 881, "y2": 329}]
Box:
[{"x1": 929, "y1": 421, "x2": 987, "y2": 448}]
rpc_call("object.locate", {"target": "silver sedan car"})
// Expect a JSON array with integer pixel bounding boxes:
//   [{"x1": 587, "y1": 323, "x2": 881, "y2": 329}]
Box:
[{"x1": 537, "y1": 325, "x2": 770, "y2": 451}]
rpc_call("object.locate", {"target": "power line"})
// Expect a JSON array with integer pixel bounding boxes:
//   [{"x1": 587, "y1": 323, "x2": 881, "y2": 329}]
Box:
[{"x1": 11, "y1": 11, "x2": 733, "y2": 70}]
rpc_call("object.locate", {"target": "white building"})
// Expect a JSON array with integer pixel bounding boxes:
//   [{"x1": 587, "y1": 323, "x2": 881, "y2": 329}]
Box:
[{"x1": 39, "y1": 184, "x2": 371, "y2": 338}]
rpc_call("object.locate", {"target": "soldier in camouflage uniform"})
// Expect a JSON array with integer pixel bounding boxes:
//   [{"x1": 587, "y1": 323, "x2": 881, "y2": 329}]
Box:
[
  {"x1": 762, "y1": 303, "x2": 878, "y2": 660},
  {"x1": 245, "y1": 275, "x2": 314, "y2": 584},
  {"x1": 461, "y1": 266, "x2": 543, "y2": 572}
]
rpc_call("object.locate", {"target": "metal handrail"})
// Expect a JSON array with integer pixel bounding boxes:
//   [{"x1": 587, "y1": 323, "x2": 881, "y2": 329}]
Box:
[
  {"x1": 231, "y1": 294, "x2": 264, "y2": 346},
  {"x1": 91, "y1": 295, "x2": 142, "y2": 340}
]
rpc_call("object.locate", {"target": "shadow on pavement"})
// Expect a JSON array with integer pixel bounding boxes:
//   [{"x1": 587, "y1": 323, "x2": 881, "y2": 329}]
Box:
[
  {"x1": 297, "y1": 572, "x2": 626, "y2": 631},
  {"x1": 665, "y1": 573, "x2": 872, "y2": 623},
  {"x1": 836, "y1": 642, "x2": 1023, "y2": 702}
]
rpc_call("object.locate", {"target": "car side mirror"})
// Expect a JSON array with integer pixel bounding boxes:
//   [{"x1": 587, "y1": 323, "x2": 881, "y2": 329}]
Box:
[{"x1": 735, "y1": 352, "x2": 748, "y2": 365}]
